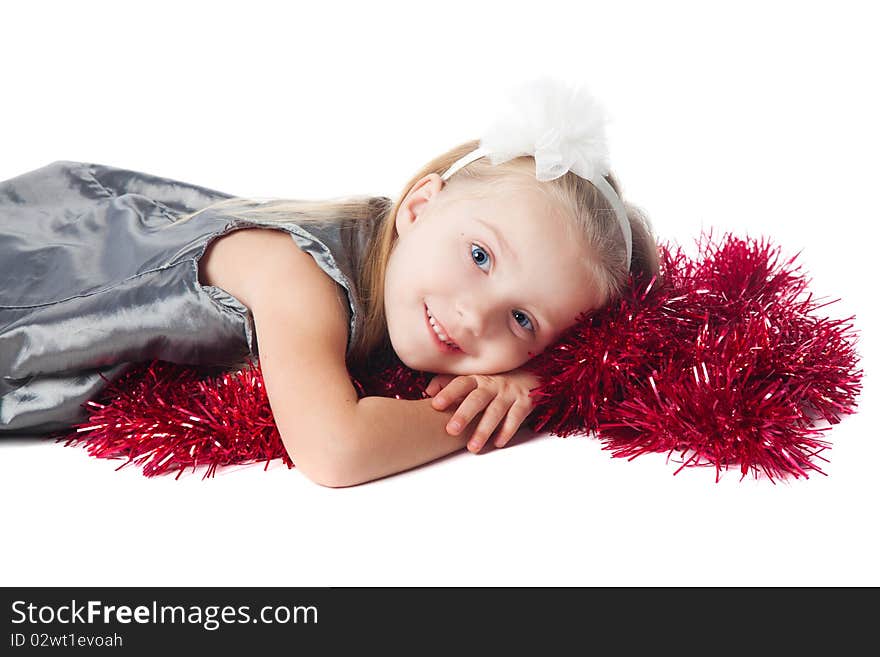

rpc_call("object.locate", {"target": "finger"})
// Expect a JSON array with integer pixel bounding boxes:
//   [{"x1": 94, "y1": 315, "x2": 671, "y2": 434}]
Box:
[
  {"x1": 425, "y1": 375, "x2": 448, "y2": 397},
  {"x1": 467, "y1": 396, "x2": 513, "y2": 453},
  {"x1": 445, "y1": 388, "x2": 495, "y2": 436},
  {"x1": 493, "y1": 399, "x2": 531, "y2": 448},
  {"x1": 431, "y1": 376, "x2": 476, "y2": 410}
]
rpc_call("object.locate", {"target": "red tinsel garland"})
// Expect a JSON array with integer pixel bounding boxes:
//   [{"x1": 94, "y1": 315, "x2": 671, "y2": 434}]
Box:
[
  {"x1": 47, "y1": 231, "x2": 863, "y2": 481},
  {"x1": 525, "y1": 232, "x2": 861, "y2": 481}
]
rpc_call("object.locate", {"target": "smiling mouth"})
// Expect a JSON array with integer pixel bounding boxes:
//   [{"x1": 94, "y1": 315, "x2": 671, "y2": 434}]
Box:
[{"x1": 425, "y1": 303, "x2": 461, "y2": 354}]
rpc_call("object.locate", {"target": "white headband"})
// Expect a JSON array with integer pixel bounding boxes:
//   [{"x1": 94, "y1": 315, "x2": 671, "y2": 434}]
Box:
[{"x1": 439, "y1": 77, "x2": 633, "y2": 269}]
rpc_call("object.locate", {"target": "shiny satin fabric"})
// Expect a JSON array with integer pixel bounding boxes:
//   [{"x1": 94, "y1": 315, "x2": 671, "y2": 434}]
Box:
[{"x1": 1, "y1": 161, "x2": 371, "y2": 436}]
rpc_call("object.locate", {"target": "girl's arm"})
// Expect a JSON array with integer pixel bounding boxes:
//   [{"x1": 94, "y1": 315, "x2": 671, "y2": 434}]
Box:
[
  {"x1": 341, "y1": 396, "x2": 476, "y2": 487},
  {"x1": 344, "y1": 368, "x2": 543, "y2": 486},
  {"x1": 205, "y1": 227, "x2": 362, "y2": 487}
]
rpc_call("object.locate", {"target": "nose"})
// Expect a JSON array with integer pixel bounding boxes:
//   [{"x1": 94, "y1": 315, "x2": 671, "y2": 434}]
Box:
[{"x1": 455, "y1": 298, "x2": 499, "y2": 339}]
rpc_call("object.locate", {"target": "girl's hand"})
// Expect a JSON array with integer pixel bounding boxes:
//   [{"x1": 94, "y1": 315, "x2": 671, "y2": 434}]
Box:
[{"x1": 424, "y1": 369, "x2": 542, "y2": 453}]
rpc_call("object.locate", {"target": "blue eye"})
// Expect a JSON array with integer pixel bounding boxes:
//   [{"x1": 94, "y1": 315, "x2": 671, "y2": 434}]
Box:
[
  {"x1": 470, "y1": 243, "x2": 535, "y2": 333},
  {"x1": 470, "y1": 243, "x2": 491, "y2": 272}
]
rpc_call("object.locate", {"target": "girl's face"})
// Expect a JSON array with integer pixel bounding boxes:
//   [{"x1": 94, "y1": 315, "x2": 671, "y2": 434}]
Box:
[{"x1": 384, "y1": 173, "x2": 603, "y2": 375}]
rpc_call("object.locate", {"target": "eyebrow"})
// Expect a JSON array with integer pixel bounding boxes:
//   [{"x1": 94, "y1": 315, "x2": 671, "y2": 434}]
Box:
[{"x1": 473, "y1": 217, "x2": 550, "y2": 335}]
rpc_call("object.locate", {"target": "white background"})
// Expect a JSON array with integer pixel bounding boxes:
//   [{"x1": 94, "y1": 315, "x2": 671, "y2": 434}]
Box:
[{"x1": 1, "y1": 0, "x2": 877, "y2": 586}]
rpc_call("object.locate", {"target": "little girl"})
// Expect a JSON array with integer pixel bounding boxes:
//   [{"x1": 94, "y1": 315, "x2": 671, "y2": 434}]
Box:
[{"x1": 1, "y1": 79, "x2": 659, "y2": 486}]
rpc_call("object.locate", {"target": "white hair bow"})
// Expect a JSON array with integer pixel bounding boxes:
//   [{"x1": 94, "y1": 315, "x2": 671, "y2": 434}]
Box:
[{"x1": 441, "y1": 76, "x2": 633, "y2": 269}]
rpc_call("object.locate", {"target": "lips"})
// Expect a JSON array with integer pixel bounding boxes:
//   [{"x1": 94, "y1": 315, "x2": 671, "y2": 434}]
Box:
[{"x1": 425, "y1": 303, "x2": 461, "y2": 354}]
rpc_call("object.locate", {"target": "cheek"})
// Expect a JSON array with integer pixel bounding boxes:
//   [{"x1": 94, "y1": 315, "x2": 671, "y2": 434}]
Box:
[{"x1": 422, "y1": 240, "x2": 465, "y2": 282}]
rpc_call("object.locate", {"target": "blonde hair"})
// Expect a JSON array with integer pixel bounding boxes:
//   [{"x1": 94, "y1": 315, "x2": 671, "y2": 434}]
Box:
[{"x1": 170, "y1": 139, "x2": 660, "y2": 374}]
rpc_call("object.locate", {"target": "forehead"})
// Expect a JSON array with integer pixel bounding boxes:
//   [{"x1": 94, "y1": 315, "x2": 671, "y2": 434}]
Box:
[
  {"x1": 445, "y1": 180, "x2": 562, "y2": 232},
  {"x1": 443, "y1": 184, "x2": 602, "y2": 330}
]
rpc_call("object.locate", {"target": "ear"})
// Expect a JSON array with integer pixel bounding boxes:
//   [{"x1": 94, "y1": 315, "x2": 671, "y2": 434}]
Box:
[{"x1": 394, "y1": 173, "x2": 444, "y2": 237}]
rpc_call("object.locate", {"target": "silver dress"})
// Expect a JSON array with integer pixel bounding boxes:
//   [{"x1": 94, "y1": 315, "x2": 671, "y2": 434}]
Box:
[{"x1": 1, "y1": 161, "x2": 379, "y2": 436}]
